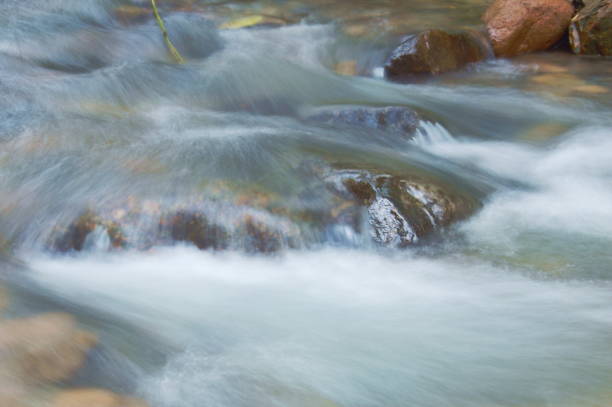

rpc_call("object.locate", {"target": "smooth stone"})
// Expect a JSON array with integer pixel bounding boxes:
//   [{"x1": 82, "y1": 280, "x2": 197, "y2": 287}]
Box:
[
  {"x1": 483, "y1": 0, "x2": 575, "y2": 57},
  {"x1": 385, "y1": 29, "x2": 491, "y2": 78}
]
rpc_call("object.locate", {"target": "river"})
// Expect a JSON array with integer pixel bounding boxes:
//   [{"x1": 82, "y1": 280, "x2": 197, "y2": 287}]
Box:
[{"x1": 1, "y1": 1, "x2": 611, "y2": 406}]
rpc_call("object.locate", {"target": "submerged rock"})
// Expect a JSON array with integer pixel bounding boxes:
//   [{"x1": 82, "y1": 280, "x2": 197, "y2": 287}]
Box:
[
  {"x1": 483, "y1": 0, "x2": 575, "y2": 57},
  {"x1": 307, "y1": 106, "x2": 420, "y2": 139},
  {"x1": 166, "y1": 211, "x2": 229, "y2": 250},
  {"x1": 384, "y1": 29, "x2": 491, "y2": 78},
  {"x1": 51, "y1": 211, "x2": 125, "y2": 252},
  {"x1": 0, "y1": 313, "x2": 97, "y2": 384},
  {"x1": 52, "y1": 388, "x2": 148, "y2": 407},
  {"x1": 0, "y1": 285, "x2": 7, "y2": 314},
  {"x1": 334, "y1": 60, "x2": 358, "y2": 76},
  {"x1": 114, "y1": 5, "x2": 151, "y2": 25},
  {"x1": 241, "y1": 215, "x2": 284, "y2": 253},
  {"x1": 569, "y1": 0, "x2": 612, "y2": 55},
  {"x1": 220, "y1": 15, "x2": 288, "y2": 29}
]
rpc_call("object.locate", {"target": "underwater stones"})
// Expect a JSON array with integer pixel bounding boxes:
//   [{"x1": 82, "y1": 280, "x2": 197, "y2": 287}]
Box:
[
  {"x1": 384, "y1": 29, "x2": 491, "y2": 78},
  {"x1": 52, "y1": 388, "x2": 148, "y2": 407},
  {"x1": 569, "y1": 0, "x2": 612, "y2": 55},
  {"x1": 483, "y1": 0, "x2": 575, "y2": 57},
  {"x1": 241, "y1": 215, "x2": 283, "y2": 253},
  {"x1": 167, "y1": 211, "x2": 229, "y2": 250},
  {"x1": 334, "y1": 60, "x2": 358, "y2": 76},
  {"x1": 114, "y1": 6, "x2": 151, "y2": 25},
  {"x1": 51, "y1": 211, "x2": 125, "y2": 252},
  {"x1": 307, "y1": 106, "x2": 420, "y2": 139},
  {"x1": 0, "y1": 313, "x2": 97, "y2": 384}
]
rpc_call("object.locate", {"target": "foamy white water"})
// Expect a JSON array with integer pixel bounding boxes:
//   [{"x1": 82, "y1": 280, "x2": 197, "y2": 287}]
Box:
[{"x1": 26, "y1": 246, "x2": 612, "y2": 407}]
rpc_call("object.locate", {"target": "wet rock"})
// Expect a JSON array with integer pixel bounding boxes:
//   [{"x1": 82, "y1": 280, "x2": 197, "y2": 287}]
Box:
[
  {"x1": 166, "y1": 211, "x2": 229, "y2": 250},
  {"x1": 307, "y1": 106, "x2": 420, "y2": 139},
  {"x1": 343, "y1": 178, "x2": 376, "y2": 205},
  {"x1": 384, "y1": 29, "x2": 491, "y2": 78},
  {"x1": 483, "y1": 0, "x2": 575, "y2": 57},
  {"x1": 51, "y1": 211, "x2": 126, "y2": 252},
  {"x1": 328, "y1": 170, "x2": 480, "y2": 247},
  {"x1": 0, "y1": 313, "x2": 97, "y2": 384},
  {"x1": 368, "y1": 197, "x2": 417, "y2": 246},
  {"x1": 52, "y1": 388, "x2": 148, "y2": 407},
  {"x1": 569, "y1": 0, "x2": 612, "y2": 55},
  {"x1": 392, "y1": 178, "x2": 477, "y2": 230},
  {"x1": 241, "y1": 215, "x2": 283, "y2": 253}
]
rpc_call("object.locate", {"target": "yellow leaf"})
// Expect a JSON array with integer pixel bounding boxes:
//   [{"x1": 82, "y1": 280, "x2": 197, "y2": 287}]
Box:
[{"x1": 220, "y1": 15, "x2": 265, "y2": 29}]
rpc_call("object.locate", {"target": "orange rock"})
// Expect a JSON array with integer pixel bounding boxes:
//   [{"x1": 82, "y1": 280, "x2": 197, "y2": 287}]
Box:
[
  {"x1": 0, "y1": 313, "x2": 97, "y2": 384},
  {"x1": 483, "y1": 0, "x2": 575, "y2": 57},
  {"x1": 53, "y1": 389, "x2": 148, "y2": 407}
]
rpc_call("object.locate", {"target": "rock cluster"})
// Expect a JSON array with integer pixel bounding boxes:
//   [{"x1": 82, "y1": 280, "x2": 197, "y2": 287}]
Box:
[{"x1": 385, "y1": 0, "x2": 610, "y2": 78}]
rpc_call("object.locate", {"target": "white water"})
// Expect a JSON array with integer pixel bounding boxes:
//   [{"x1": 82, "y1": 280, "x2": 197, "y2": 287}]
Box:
[
  {"x1": 23, "y1": 126, "x2": 612, "y2": 407},
  {"x1": 2, "y1": 2, "x2": 612, "y2": 405},
  {"x1": 26, "y1": 247, "x2": 612, "y2": 407}
]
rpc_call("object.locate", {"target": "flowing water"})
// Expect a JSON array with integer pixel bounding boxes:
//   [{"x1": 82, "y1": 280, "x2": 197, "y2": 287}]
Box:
[{"x1": 1, "y1": 1, "x2": 612, "y2": 406}]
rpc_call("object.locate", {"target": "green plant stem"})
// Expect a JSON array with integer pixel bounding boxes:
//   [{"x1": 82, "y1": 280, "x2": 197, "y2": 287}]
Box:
[{"x1": 151, "y1": 0, "x2": 185, "y2": 64}]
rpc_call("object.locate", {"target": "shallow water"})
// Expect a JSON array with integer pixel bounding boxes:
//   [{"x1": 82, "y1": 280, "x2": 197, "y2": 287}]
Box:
[{"x1": 1, "y1": 0, "x2": 612, "y2": 406}]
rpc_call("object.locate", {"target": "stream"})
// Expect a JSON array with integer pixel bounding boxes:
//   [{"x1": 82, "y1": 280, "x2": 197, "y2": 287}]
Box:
[{"x1": 1, "y1": 1, "x2": 612, "y2": 406}]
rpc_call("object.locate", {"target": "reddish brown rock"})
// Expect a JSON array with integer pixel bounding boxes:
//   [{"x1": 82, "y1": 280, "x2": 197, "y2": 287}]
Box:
[
  {"x1": 483, "y1": 0, "x2": 575, "y2": 57},
  {"x1": 385, "y1": 29, "x2": 491, "y2": 78},
  {"x1": 570, "y1": 0, "x2": 612, "y2": 55}
]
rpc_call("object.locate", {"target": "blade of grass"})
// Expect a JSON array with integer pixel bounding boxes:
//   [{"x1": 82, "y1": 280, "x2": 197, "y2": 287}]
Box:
[{"x1": 151, "y1": 0, "x2": 185, "y2": 64}]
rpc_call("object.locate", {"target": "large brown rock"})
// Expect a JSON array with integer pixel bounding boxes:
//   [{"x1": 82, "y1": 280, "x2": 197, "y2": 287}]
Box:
[
  {"x1": 0, "y1": 313, "x2": 97, "y2": 384},
  {"x1": 569, "y1": 0, "x2": 612, "y2": 55},
  {"x1": 483, "y1": 0, "x2": 575, "y2": 57},
  {"x1": 385, "y1": 29, "x2": 491, "y2": 78}
]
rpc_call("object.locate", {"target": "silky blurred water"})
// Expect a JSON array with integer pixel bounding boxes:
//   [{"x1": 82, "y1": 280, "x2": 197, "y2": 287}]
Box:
[{"x1": 1, "y1": 0, "x2": 612, "y2": 406}]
